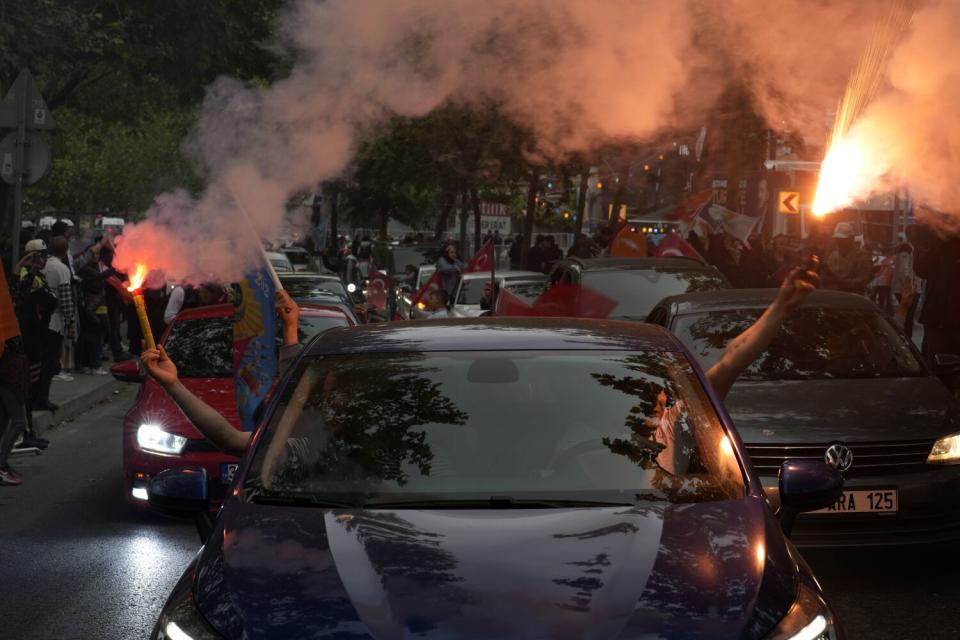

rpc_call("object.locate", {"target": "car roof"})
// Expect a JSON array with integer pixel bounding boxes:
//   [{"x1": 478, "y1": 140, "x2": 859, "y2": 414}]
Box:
[
  {"x1": 172, "y1": 303, "x2": 233, "y2": 321},
  {"x1": 461, "y1": 270, "x2": 545, "y2": 281},
  {"x1": 305, "y1": 316, "x2": 683, "y2": 356},
  {"x1": 564, "y1": 256, "x2": 711, "y2": 271},
  {"x1": 657, "y1": 288, "x2": 881, "y2": 316},
  {"x1": 279, "y1": 272, "x2": 341, "y2": 282}
]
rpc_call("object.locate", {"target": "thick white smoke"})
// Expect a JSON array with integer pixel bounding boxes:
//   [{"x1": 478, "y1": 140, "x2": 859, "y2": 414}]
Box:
[{"x1": 115, "y1": 0, "x2": 953, "y2": 281}]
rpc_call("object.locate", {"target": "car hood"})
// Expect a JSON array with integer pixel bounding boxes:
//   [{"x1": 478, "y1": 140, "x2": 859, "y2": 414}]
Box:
[
  {"x1": 195, "y1": 497, "x2": 797, "y2": 639},
  {"x1": 725, "y1": 376, "x2": 960, "y2": 444}
]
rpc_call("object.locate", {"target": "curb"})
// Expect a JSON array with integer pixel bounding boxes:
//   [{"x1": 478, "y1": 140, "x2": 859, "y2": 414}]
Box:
[{"x1": 32, "y1": 380, "x2": 132, "y2": 436}]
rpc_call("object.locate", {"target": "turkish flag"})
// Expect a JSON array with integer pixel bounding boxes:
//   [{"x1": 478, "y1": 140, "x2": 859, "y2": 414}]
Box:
[
  {"x1": 496, "y1": 287, "x2": 535, "y2": 316},
  {"x1": 532, "y1": 283, "x2": 617, "y2": 319},
  {"x1": 466, "y1": 240, "x2": 494, "y2": 273},
  {"x1": 410, "y1": 270, "x2": 442, "y2": 308},
  {"x1": 653, "y1": 233, "x2": 704, "y2": 261},
  {"x1": 366, "y1": 268, "x2": 394, "y2": 310}
]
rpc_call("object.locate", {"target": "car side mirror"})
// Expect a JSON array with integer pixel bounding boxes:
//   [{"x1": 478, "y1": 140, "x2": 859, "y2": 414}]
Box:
[
  {"x1": 933, "y1": 353, "x2": 960, "y2": 376},
  {"x1": 778, "y1": 459, "x2": 844, "y2": 538},
  {"x1": 148, "y1": 467, "x2": 210, "y2": 517},
  {"x1": 110, "y1": 359, "x2": 144, "y2": 383}
]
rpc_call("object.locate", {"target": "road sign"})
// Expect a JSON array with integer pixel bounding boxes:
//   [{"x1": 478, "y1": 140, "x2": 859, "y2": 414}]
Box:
[
  {"x1": 0, "y1": 69, "x2": 55, "y2": 129},
  {"x1": 0, "y1": 131, "x2": 50, "y2": 186},
  {"x1": 778, "y1": 191, "x2": 800, "y2": 214}
]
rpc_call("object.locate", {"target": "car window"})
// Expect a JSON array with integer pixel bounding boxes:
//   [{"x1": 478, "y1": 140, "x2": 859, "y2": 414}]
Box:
[
  {"x1": 164, "y1": 318, "x2": 233, "y2": 378},
  {"x1": 387, "y1": 246, "x2": 444, "y2": 274},
  {"x1": 582, "y1": 269, "x2": 727, "y2": 319},
  {"x1": 417, "y1": 268, "x2": 436, "y2": 289},
  {"x1": 505, "y1": 280, "x2": 547, "y2": 302},
  {"x1": 280, "y1": 279, "x2": 348, "y2": 300},
  {"x1": 674, "y1": 308, "x2": 926, "y2": 380},
  {"x1": 290, "y1": 315, "x2": 350, "y2": 344},
  {"x1": 245, "y1": 350, "x2": 745, "y2": 505},
  {"x1": 457, "y1": 279, "x2": 490, "y2": 305},
  {"x1": 270, "y1": 258, "x2": 293, "y2": 272}
]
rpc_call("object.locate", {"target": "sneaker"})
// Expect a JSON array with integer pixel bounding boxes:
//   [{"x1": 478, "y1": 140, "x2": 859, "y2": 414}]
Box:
[
  {"x1": 54, "y1": 372, "x2": 74, "y2": 382},
  {"x1": 35, "y1": 400, "x2": 59, "y2": 412},
  {"x1": 92, "y1": 368, "x2": 110, "y2": 376},
  {"x1": 0, "y1": 467, "x2": 22, "y2": 486},
  {"x1": 18, "y1": 437, "x2": 49, "y2": 450}
]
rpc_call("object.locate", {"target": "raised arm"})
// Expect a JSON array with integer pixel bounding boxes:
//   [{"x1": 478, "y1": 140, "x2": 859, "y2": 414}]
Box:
[
  {"x1": 141, "y1": 345, "x2": 252, "y2": 457},
  {"x1": 706, "y1": 263, "x2": 819, "y2": 400}
]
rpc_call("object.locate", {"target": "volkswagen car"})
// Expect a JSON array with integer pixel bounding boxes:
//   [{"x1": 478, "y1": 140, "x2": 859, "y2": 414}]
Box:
[
  {"x1": 648, "y1": 289, "x2": 960, "y2": 546},
  {"x1": 149, "y1": 318, "x2": 844, "y2": 639}
]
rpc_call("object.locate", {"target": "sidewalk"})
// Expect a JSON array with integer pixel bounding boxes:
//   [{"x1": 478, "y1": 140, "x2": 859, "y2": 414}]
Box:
[{"x1": 32, "y1": 372, "x2": 131, "y2": 436}]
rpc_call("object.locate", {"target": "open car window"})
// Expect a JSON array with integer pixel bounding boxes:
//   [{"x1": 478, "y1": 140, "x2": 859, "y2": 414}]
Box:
[{"x1": 245, "y1": 350, "x2": 746, "y2": 506}]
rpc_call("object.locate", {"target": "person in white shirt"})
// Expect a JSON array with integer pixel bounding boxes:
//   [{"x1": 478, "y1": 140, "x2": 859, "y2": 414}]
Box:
[{"x1": 37, "y1": 237, "x2": 75, "y2": 409}]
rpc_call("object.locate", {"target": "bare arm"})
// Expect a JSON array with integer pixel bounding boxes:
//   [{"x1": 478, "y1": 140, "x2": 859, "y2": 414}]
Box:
[
  {"x1": 706, "y1": 264, "x2": 819, "y2": 400},
  {"x1": 142, "y1": 345, "x2": 252, "y2": 457}
]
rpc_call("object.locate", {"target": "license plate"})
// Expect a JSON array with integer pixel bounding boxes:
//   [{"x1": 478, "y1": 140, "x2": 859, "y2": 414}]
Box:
[
  {"x1": 220, "y1": 463, "x2": 239, "y2": 484},
  {"x1": 813, "y1": 489, "x2": 898, "y2": 514}
]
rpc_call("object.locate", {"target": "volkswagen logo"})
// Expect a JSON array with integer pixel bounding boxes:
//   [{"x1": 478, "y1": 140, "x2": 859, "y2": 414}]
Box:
[{"x1": 824, "y1": 444, "x2": 854, "y2": 472}]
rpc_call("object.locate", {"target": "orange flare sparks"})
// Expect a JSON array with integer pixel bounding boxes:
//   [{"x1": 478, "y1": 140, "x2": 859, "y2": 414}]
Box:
[{"x1": 127, "y1": 263, "x2": 148, "y2": 292}]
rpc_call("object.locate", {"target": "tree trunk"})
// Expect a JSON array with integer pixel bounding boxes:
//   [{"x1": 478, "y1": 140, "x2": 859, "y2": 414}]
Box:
[
  {"x1": 433, "y1": 197, "x2": 453, "y2": 241},
  {"x1": 574, "y1": 172, "x2": 588, "y2": 237},
  {"x1": 520, "y1": 170, "x2": 539, "y2": 268},
  {"x1": 379, "y1": 209, "x2": 389, "y2": 241},
  {"x1": 328, "y1": 185, "x2": 339, "y2": 252},
  {"x1": 471, "y1": 187, "x2": 482, "y2": 253},
  {"x1": 458, "y1": 186, "x2": 468, "y2": 256}
]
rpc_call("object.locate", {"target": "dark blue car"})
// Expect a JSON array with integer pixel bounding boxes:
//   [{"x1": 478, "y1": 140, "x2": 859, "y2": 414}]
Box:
[{"x1": 149, "y1": 318, "x2": 844, "y2": 639}]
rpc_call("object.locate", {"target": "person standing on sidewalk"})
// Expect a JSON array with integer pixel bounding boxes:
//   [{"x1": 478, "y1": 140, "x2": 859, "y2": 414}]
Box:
[
  {"x1": 0, "y1": 338, "x2": 31, "y2": 485},
  {"x1": 37, "y1": 236, "x2": 76, "y2": 411}
]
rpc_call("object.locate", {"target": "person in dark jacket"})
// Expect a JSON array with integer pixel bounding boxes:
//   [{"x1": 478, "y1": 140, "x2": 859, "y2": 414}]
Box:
[
  {"x1": 909, "y1": 222, "x2": 960, "y2": 365},
  {"x1": 436, "y1": 244, "x2": 465, "y2": 299}
]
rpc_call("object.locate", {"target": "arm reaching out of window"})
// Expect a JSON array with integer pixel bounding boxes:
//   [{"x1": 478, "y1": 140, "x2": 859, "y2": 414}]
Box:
[{"x1": 706, "y1": 261, "x2": 819, "y2": 400}]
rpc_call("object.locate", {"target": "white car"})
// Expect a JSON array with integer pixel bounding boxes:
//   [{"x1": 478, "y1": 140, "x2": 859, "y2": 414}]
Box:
[
  {"x1": 451, "y1": 270, "x2": 547, "y2": 317},
  {"x1": 279, "y1": 246, "x2": 315, "y2": 272},
  {"x1": 265, "y1": 251, "x2": 294, "y2": 273}
]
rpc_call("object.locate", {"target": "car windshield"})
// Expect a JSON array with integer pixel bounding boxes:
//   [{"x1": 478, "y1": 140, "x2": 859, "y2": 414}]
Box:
[
  {"x1": 506, "y1": 280, "x2": 548, "y2": 302},
  {"x1": 283, "y1": 250, "x2": 311, "y2": 265},
  {"x1": 582, "y1": 268, "x2": 727, "y2": 319},
  {"x1": 458, "y1": 278, "x2": 546, "y2": 305},
  {"x1": 245, "y1": 350, "x2": 745, "y2": 506},
  {"x1": 164, "y1": 318, "x2": 232, "y2": 378},
  {"x1": 281, "y1": 278, "x2": 348, "y2": 299},
  {"x1": 270, "y1": 259, "x2": 293, "y2": 272},
  {"x1": 674, "y1": 308, "x2": 926, "y2": 380}
]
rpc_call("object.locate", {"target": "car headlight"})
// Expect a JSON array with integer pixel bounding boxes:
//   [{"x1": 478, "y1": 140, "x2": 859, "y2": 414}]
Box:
[
  {"x1": 154, "y1": 571, "x2": 222, "y2": 640},
  {"x1": 138, "y1": 424, "x2": 187, "y2": 455},
  {"x1": 765, "y1": 581, "x2": 840, "y2": 640},
  {"x1": 928, "y1": 432, "x2": 960, "y2": 464}
]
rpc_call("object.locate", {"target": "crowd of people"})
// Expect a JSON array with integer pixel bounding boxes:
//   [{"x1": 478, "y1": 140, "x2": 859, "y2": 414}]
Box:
[{"x1": 2, "y1": 213, "x2": 957, "y2": 487}]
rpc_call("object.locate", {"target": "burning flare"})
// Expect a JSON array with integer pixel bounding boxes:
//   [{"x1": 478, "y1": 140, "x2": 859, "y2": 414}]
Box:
[
  {"x1": 812, "y1": 138, "x2": 869, "y2": 216},
  {"x1": 127, "y1": 263, "x2": 148, "y2": 292}
]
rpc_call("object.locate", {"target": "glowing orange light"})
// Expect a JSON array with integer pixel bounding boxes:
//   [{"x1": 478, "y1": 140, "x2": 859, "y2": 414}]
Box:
[
  {"x1": 643, "y1": 164, "x2": 650, "y2": 172},
  {"x1": 812, "y1": 137, "x2": 870, "y2": 217},
  {"x1": 127, "y1": 263, "x2": 148, "y2": 292},
  {"x1": 755, "y1": 542, "x2": 766, "y2": 568},
  {"x1": 720, "y1": 435, "x2": 734, "y2": 458}
]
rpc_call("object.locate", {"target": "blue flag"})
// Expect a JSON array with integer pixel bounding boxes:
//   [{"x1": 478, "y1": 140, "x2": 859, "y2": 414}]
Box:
[{"x1": 232, "y1": 268, "x2": 278, "y2": 431}]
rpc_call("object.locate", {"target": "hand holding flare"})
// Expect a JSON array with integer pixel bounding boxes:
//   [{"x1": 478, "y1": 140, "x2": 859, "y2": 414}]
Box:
[{"x1": 126, "y1": 263, "x2": 156, "y2": 351}]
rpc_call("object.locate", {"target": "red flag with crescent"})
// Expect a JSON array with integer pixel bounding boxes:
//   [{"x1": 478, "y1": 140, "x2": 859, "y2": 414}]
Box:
[
  {"x1": 366, "y1": 268, "x2": 394, "y2": 310},
  {"x1": 496, "y1": 287, "x2": 535, "y2": 316},
  {"x1": 410, "y1": 270, "x2": 442, "y2": 308},
  {"x1": 466, "y1": 240, "x2": 494, "y2": 273},
  {"x1": 653, "y1": 233, "x2": 704, "y2": 261}
]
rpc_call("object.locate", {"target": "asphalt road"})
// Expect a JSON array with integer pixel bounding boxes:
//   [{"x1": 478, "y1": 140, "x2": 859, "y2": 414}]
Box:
[
  {"x1": 0, "y1": 389, "x2": 196, "y2": 640},
  {"x1": 1, "y1": 390, "x2": 958, "y2": 640}
]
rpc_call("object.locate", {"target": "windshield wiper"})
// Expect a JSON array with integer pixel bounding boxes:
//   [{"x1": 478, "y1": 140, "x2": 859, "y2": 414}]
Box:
[
  {"x1": 363, "y1": 497, "x2": 635, "y2": 509},
  {"x1": 248, "y1": 493, "x2": 359, "y2": 509}
]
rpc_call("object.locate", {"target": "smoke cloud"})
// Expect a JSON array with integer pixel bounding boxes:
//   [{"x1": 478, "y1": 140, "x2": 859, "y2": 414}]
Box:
[{"x1": 115, "y1": 0, "x2": 953, "y2": 281}]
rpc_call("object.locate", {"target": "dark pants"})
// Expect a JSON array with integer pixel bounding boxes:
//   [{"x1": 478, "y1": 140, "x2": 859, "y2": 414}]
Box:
[
  {"x1": 79, "y1": 313, "x2": 107, "y2": 369},
  {"x1": 34, "y1": 330, "x2": 63, "y2": 405},
  {"x1": 0, "y1": 384, "x2": 28, "y2": 469},
  {"x1": 107, "y1": 302, "x2": 125, "y2": 359}
]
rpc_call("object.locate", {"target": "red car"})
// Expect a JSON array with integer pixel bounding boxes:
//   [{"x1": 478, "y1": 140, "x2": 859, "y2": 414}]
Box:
[{"x1": 113, "y1": 302, "x2": 355, "y2": 507}]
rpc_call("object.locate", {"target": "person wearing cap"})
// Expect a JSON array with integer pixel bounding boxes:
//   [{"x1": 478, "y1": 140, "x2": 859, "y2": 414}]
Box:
[{"x1": 822, "y1": 221, "x2": 874, "y2": 294}]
